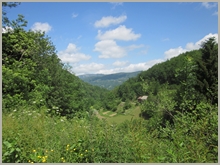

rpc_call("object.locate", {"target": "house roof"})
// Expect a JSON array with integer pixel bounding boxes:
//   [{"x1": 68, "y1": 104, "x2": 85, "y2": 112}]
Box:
[
  {"x1": 141, "y1": 96, "x2": 148, "y2": 100},
  {"x1": 138, "y1": 96, "x2": 148, "y2": 100}
]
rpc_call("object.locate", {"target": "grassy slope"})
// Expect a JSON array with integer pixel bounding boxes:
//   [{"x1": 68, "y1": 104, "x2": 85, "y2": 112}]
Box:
[{"x1": 99, "y1": 104, "x2": 142, "y2": 124}]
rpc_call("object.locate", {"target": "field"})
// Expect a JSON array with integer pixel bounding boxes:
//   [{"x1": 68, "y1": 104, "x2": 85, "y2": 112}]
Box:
[{"x1": 99, "y1": 105, "x2": 142, "y2": 124}]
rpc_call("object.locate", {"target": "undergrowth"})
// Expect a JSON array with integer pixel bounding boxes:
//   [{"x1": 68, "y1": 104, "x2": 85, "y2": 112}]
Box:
[{"x1": 2, "y1": 104, "x2": 218, "y2": 163}]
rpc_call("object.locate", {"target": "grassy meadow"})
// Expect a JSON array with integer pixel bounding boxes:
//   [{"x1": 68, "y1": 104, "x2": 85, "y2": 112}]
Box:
[{"x1": 2, "y1": 102, "x2": 218, "y2": 163}]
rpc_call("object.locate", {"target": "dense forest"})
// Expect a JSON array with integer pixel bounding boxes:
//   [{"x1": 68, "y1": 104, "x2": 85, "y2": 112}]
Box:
[{"x1": 2, "y1": 3, "x2": 218, "y2": 163}]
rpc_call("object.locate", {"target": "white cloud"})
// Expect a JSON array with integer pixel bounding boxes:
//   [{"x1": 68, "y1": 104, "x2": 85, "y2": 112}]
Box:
[
  {"x1": 73, "y1": 63, "x2": 105, "y2": 75},
  {"x1": 97, "y1": 59, "x2": 164, "y2": 75},
  {"x1": 212, "y1": 11, "x2": 218, "y2": 16},
  {"x1": 94, "y1": 15, "x2": 127, "y2": 28},
  {"x1": 164, "y1": 33, "x2": 218, "y2": 59},
  {"x1": 97, "y1": 25, "x2": 141, "y2": 41},
  {"x1": 31, "y1": 22, "x2": 52, "y2": 33},
  {"x1": 164, "y1": 46, "x2": 187, "y2": 59},
  {"x1": 94, "y1": 40, "x2": 126, "y2": 58},
  {"x1": 72, "y1": 13, "x2": 78, "y2": 18},
  {"x1": 109, "y1": 2, "x2": 123, "y2": 9},
  {"x1": 58, "y1": 43, "x2": 91, "y2": 63},
  {"x1": 2, "y1": 26, "x2": 13, "y2": 33},
  {"x1": 202, "y1": 2, "x2": 217, "y2": 9},
  {"x1": 113, "y1": 60, "x2": 129, "y2": 67}
]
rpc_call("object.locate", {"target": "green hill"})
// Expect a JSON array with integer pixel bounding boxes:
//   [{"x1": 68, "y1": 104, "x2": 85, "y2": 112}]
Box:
[{"x1": 78, "y1": 71, "x2": 141, "y2": 90}]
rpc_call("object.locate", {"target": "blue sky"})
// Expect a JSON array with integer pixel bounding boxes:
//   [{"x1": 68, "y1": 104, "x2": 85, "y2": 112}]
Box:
[{"x1": 4, "y1": 2, "x2": 218, "y2": 75}]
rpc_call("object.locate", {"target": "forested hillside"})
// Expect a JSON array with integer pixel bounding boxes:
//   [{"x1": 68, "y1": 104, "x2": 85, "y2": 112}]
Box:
[
  {"x1": 2, "y1": 3, "x2": 108, "y2": 118},
  {"x1": 2, "y1": 3, "x2": 218, "y2": 163},
  {"x1": 78, "y1": 71, "x2": 141, "y2": 90}
]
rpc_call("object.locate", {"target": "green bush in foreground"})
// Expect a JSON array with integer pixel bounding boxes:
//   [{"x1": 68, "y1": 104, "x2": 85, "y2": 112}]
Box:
[{"x1": 2, "y1": 103, "x2": 217, "y2": 163}]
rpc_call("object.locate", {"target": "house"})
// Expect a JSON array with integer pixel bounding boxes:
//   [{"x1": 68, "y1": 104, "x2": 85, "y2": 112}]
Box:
[{"x1": 138, "y1": 96, "x2": 148, "y2": 102}]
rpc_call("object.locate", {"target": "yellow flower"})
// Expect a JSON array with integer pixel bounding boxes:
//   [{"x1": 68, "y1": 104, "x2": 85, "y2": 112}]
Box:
[
  {"x1": 85, "y1": 150, "x2": 88, "y2": 152},
  {"x1": 37, "y1": 156, "x2": 41, "y2": 158},
  {"x1": 80, "y1": 154, "x2": 83, "y2": 156},
  {"x1": 45, "y1": 156, "x2": 48, "y2": 158},
  {"x1": 51, "y1": 149, "x2": 54, "y2": 152},
  {"x1": 67, "y1": 144, "x2": 70, "y2": 147},
  {"x1": 66, "y1": 148, "x2": 69, "y2": 151},
  {"x1": 28, "y1": 160, "x2": 31, "y2": 163},
  {"x1": 42, "y1": 159, "x2": 46, "y2": 163},
  {"x1": 33, "y1": 150, "x2": 36, "y2": 152},
  {"x1": 61, "y1": 157, "x2": 64, "y2": 160},
  {"x1": 31, "y1": 162, "x2": 34, "y2": 164},
  {"x1": 63, "y1": 160, "x2": 65, "y2": 162},
  {"x1": 73, "y1": 148, "x2": 76, "y2": 151},
  {"x1": 45, "y1": 150, "x2": 48, "y2": 153}
]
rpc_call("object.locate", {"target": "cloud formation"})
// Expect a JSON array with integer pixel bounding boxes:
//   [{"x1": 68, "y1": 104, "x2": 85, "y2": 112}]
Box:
[
  {"x1": 73, "y1": 62, "x2": 105, "y2": 75},
  {"x1": 164, "y1": 33, "x2": 218, "y2": 59},
  {"x1": 94, "y1": 40, "x2": 126, "y2": 58},
  {"x1": 113, "y1": 60, "x2": 129, "y2": 67},
  {"x1": 94, "y1": 15, "x2": 127, "y2": 28},
  {"x1": 96, "y1": 59, "x2": 164, "y2": 75},
  {"x1": 2, "y1": 26, "x2": 13, "y2": 33},
  {"x1": 109, "y1": 2, "x2": 123, "y2": 9},
  {"x1": 31, "y1": 22, "x2": 52, "y2": 33},
  {"x1": 58, "y1": 43, "x2": 91, "y2": 63},
  {"x1": 202, "y1": 2, "x2": 217, "y2": 9},
  {"x1": 97, "y1": 25, "x2": 141, "y2": 41}
]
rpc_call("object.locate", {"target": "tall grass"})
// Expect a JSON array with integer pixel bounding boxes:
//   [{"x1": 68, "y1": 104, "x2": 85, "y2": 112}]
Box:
[{"x1": 2, "y1": 105, "x2": 218, "y2": 163}]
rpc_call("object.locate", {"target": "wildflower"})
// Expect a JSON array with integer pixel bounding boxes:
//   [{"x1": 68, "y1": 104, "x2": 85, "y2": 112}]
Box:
[
  {"x1": 51, "y1": 149, "x2": 54, "y2": 152},
  {"x1": 61, "y1": 157, "x2": 64, "y2": 160},
  {"x1": 28, "y1": 113, "x2": 32, "y2": 116},
  {"x1": 85, "y1": 150, "x2": 88, "y2": 152},
  {"x1": 74, "y1": 148, "x2": 76, "y2": 151},
  {"x1": 67, "y1": 144, "x2": 70, "y2": 147},
  {"x1": 80, "y1": 154, "x2": 83, "y2": 156},
  {"x1": 61, "y1": 119, "x2": 64, "y2": 122},
  {"x1": 28, "y1": 160, "x2": 31, "y2": 162},
  {"x1": 13, "y1": 109, "x2": 17, "y2": 112},
  {"x1": 31, "y1": 162, "x2": 34, "y2": 163},
  {"x1": 37, "y1": 156, "x2": 41, "y2": 158},
  {"x1": 45, "y1": 150, "x2": 48, "y2": 153},
  {"x1": 33, "y1": 101, "x2": 36, "y2": 104},
  {"x1": 33, "y1": 150, "x2": 36, "y2": 152},
  {"x1": 42, "y1": 159, "x2": 46, "y2": 163},
  {"x1": 40, "y1": 100, "x2": 43, "y2": 102}
]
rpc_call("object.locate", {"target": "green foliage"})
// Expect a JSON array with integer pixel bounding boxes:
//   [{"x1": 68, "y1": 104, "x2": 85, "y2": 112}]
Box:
[
  {"x1": 2, "y1": 9, "x2": 109, "y2": 116},
  {"x1": 195, "y1": 37, "x2": 218, "y2": 105},
  {"x1": 2, "y1": 106, "x2": 217, "y2": 163},
  {"x1": 123, "y1": 99, "x2": 132, "y2": 110}
]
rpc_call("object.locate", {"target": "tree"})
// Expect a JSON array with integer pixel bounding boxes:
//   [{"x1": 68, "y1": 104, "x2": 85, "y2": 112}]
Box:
[{"x1": 195, "y1": 37, "x2": 218, "y2": 105}]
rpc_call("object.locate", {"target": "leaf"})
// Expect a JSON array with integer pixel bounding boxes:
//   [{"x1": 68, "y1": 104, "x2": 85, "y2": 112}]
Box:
[{"x1": 3, "y1": 141, "x2": 12, "y2": 148}]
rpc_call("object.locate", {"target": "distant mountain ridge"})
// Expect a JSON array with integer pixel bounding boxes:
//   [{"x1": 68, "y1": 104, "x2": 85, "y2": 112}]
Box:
[{"x1": 78, "y1": 71, "x2": 142, "y2": 90}]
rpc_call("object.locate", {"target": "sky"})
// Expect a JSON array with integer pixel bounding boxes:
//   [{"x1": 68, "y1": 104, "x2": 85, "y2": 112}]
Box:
[{"x1": 3, "y1": 2, "x2": 218, "y2": 75}]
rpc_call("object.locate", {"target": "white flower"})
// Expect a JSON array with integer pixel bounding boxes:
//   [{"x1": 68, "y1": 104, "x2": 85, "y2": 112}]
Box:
[
  {"x1": 61, "y1": 119, "x2": 64, "y2": 122},
  {"x1": 13, "y1": 109, "x2": 17, "y2": 112},
  {"x1": 28, "y1": 113, "x2": 32, "y2": 116},
  {"x1": 40, "y1": 100, "x2": 43, "y2": 102},
  {"x1": 33, "y1": 101, "x2": 36, "y2": 104}
]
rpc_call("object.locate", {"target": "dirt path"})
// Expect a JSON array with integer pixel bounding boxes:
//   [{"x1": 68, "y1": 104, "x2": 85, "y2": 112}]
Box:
[
  {"x1": 109, "y1": 113, "x2": 117, "y2": 117},
  {"x1": 96, "y1": 113, "x2": 105, "y2": 119},
  {"x1": 102, "y1": 111, "x2": 110, "y2": 115}
]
